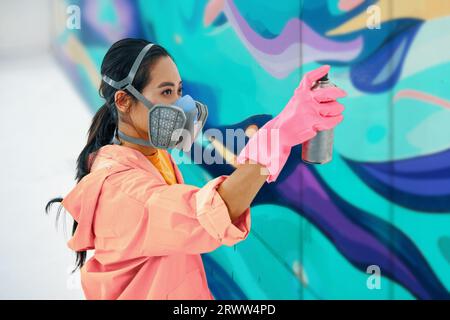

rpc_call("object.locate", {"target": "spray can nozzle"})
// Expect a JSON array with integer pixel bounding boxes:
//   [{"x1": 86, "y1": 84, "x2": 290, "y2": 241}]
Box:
[{"x1": 318, "y1": 73, "x2": 329, "y2": 82}]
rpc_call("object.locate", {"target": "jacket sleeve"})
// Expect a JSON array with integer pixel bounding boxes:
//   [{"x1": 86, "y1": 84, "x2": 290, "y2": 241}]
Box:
[
  {"x1": 97, "y1": 175, "x2": 251, "y2": 258},
  {"x1": 142, "y1": 175, "x2": 251, "y2": 256}
]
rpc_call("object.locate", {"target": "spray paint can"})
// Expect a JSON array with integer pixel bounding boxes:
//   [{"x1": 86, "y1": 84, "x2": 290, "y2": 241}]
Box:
[{"x1": 301, "y1": 73, "x2": 336, "y2": 164}]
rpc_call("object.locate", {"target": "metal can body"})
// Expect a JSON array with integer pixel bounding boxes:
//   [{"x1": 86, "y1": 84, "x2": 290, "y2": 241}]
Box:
[
  {"x1": 301, "y1": 129, "x2": 334, "y2": 164},
  {"x1": 301, "y1": 76, "x2": 336, "y2": 164}
]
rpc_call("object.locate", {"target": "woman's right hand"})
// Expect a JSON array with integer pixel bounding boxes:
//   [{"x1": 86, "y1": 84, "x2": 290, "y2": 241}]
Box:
[
  {"x1": 236, "y1": 65, "x2": 347, "y2": 183},
  {"x1": 275, "y1": 64, "x2": 347, "y2": 147}
]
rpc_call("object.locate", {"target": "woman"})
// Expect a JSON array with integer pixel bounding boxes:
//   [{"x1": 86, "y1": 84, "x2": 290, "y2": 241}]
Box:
[{"x1": 46, "y1": 38, "x2": 346, "y2": 300}]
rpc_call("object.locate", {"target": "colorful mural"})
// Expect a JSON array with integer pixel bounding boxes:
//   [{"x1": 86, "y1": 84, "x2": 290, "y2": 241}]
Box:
[{"x1": 52, "y1": 0, "x2": 450, "y2": 299}]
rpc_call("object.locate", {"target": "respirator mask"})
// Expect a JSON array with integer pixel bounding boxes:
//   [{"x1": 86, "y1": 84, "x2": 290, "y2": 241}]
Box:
[{"x1": 102, "y1": 43, "x2": 208, "y2": 151}]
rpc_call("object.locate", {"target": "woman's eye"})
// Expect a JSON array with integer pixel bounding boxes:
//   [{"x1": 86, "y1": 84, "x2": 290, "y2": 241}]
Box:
[{"x1": 162, "y1": 88, "x2": 182, "y2": 96}]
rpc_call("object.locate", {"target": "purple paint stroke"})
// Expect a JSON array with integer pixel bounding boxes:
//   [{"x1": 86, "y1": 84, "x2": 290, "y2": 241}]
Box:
[
  {"x1": 368, "y1": 149, "x2": 450, "y2": 174},
  {"x1": 361, "y1": 164, "x2": 450, "y2": 196},
  {"x1": 223, "y1": 0, "x2": 363, "y2": 78}
]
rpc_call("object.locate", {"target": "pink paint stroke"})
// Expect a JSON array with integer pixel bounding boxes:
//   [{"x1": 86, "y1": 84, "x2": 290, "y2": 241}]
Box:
[{"x1": 394, "y1": 89, "x2": 450, "y2": 110}]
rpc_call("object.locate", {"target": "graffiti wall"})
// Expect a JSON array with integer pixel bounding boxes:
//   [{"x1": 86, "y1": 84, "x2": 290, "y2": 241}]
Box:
[{"x1": 51, "y1": 0, "x2": 450, "y2": 299}]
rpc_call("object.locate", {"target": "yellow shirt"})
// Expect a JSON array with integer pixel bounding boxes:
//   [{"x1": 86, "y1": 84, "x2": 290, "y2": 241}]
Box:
[{"x1": 145, "y1": 149, "x2": 178, "y2": 185}]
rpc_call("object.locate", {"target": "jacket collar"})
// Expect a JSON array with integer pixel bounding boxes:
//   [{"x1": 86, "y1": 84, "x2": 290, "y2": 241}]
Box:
[{"x1": 90, "y1": 144, "x2": 184, "y2": 184}]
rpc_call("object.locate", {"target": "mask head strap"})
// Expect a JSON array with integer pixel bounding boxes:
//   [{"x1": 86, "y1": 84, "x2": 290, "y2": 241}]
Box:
[{"x1": 102, "y1": 43, "x2": 154, "y2": 90}]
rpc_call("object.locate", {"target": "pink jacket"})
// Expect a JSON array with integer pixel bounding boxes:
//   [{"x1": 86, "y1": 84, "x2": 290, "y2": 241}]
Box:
[{"x1": 61, "y1": 144, "x2": 251, "y2": 299}]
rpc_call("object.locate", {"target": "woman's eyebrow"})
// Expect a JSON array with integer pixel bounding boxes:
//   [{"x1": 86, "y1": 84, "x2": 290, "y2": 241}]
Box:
[{"x1": 157, "y1": 80, "x2": 183, "y2": 88}]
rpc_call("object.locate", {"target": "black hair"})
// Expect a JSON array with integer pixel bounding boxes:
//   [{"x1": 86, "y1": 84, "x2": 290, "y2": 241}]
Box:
[{"x1": 45, "y1": 38, "x2": 172, "y2": 273}]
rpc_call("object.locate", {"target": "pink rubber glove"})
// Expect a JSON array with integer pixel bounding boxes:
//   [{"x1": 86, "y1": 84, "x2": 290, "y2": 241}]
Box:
[{"x1": 236, "y1": 65, "x2": 347, "y2": 183}]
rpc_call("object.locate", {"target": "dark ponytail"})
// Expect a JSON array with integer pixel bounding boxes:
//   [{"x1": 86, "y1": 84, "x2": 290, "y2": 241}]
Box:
[
  {"x1": 45, "y1": 38, "x2": 172, "y2": 273},
  {"x1": 76, "y1": 103, "x2": 117, "y2": 181}
]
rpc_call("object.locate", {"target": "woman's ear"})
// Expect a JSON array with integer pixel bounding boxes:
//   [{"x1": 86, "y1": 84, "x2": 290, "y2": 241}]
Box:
[{"x1": 114, "y1": 90, "x2": 132, "y2": 113}]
